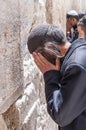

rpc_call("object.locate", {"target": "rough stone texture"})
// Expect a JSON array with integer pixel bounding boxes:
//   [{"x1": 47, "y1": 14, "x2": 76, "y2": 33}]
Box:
[
  {"x1": 3, "y1": 105, "x2": 20, "y2": 130},
  {"x1": 0, "y1": 115, "x2": 7, "y2": 130},
  {"x1": 0, "y1": 0, "x2": 23, "y2": 114},
  {"x1": 66, "y1": 0, "x2": 86, "y2": 12},
  {"x1": 3, "y1": 83, "x2": 38, "y2": 130},
  {"x1": 46, "y1": 0, "x2": 66, "y2": 32},
  {"x1": 0, "y1": 0, "x2": 86, "y2": 130}
]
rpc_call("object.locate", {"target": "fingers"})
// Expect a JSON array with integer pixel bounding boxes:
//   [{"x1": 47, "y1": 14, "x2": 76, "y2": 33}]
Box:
[
  {"x1": 33, "y1": 52, "x2": 45, "y2": 66},
  {"x1": 32, "y1": 52, "x2": 60, "y2": 73},
  {"x1": 33, "y1": 52, "x2": 49, "y2": 73},
  {"x1": 33, "y1": 52, "x2": 51, "y2": 65}
]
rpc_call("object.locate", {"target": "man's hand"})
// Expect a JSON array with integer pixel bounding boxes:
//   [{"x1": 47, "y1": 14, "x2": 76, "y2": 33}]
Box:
[{"x1": 33, "y1": 52, "x2": 60, "y2": 74}]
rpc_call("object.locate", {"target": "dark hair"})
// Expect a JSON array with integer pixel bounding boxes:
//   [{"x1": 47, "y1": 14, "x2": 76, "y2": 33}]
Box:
[
  {"x1": 79, "y1": 12, "x2": 86, "y2": 19},
  {"x1": 27, "y1": 24, "x2": 66, "y2": 53},
  {"x1": 78, "y1": 15, "x2": 86, "y2": 34}
]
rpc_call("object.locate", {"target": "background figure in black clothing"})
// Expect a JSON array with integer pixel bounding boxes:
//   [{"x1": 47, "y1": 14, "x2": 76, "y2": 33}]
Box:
[
  {"x1": 78, "y1": 12, "x2": 86, "y2": 19},
  {"x1": 77, "y1": 15, "x2": 86, "y2": 40},
  {"x1": 66, "y1": 10, "x2": 79, "y2": 43}
]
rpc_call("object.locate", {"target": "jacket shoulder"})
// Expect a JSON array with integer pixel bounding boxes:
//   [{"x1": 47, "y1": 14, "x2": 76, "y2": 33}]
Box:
[{"x1": 61, "y1": 44, "x2": 86, "y2": 73}]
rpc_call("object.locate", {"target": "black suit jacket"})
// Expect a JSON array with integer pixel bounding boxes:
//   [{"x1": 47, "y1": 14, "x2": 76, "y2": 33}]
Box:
[{"x1": 44, "y1": 38, "x2": 86, "y2": 130}]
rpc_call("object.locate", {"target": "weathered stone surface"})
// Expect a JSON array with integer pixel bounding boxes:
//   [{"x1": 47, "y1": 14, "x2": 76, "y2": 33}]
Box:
[
  {"x1": 0, "y1": 115, "x2": 7, "y2": 130},
  {"x1": 46, "y1": 0, "x2": 66, "y2": 32},
  {"x1": 3, "y1": 104, "x2": 21, "y2": 130},
  {"x1": 22, "y1": 103, "x2": 38, "y2": 130},
  {"x1": 3, "y1": 83, "x2": 39, "y2": 130},
  {"x1": 0, "y1": 0, "x2": 23, "y2": 114},
  {"x1": 16, "y1": 83, "x2": 38, "y2": 124},
  {"x1": 66, "y1": 0, "x2": 86, "y2": 12}
]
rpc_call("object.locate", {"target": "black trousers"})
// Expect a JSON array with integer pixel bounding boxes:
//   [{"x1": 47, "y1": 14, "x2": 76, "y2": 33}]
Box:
[{"x1": 59, "y1": 110, "x2": 86, "y2": 130}]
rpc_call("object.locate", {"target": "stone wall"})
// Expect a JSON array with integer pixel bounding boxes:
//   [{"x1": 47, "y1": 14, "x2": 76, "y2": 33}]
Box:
[
  {"x1": 0, "y1": 0, "x2": 23, "y2": 114},
  {"x1": 0, "y1": 0, "x2": 86, "y2": 130},
  {"x1": 66, "y1": 0, "x2": 86, "y2": 12},
  {"x1": 0, "y1": 0, "x2": 23, "y2": 116}
]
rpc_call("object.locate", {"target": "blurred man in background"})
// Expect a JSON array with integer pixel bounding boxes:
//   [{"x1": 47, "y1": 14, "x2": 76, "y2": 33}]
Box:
[
  {"x1": 78, "y1": 15, "x2": 86, "y2": 40},
  {"x1": 66, "y1": 10, "x2": 79, "y2": 43}
]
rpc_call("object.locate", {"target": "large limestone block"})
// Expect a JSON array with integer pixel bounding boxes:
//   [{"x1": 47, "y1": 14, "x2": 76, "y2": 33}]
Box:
[
  {"x1": 0, "y1": 0, "x2": 23, "y2": 114},
  {"x1": 46, "y1": 0, "x2": 66, "y2": 32}
]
